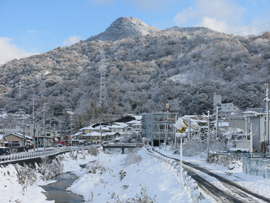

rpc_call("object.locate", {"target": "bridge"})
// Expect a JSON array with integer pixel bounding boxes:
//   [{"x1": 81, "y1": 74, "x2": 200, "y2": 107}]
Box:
[{"x1": 102, "y1": 143, "x2": 144, "y2": 154}]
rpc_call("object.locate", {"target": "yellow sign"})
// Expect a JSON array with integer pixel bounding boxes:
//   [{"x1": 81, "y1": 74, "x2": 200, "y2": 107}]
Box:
[{"x1": 178, "y1": 127, "x2": 187, "y2": 133}]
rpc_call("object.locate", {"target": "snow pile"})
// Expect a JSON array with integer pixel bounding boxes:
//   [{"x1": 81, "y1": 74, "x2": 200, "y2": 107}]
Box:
[
  {"x1": 0, "y1": 164, "x2": 53, "y2": 203},
  {"x1": 64, "y1": 148, "x2": 192, "y2": 202},
  {"x1": 0, "y1": 148, "x2": 192, "y2": 203}
]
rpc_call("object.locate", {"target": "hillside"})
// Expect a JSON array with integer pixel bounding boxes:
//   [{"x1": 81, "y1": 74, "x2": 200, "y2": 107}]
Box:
[{"x1": 0, "y1": 17, "x2": 269, "y2": 128}]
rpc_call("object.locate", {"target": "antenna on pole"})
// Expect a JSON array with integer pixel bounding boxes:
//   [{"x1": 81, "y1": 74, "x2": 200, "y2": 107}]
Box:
[{"x1": 98, "y1": 48, "x2": 107, "y2": 107}]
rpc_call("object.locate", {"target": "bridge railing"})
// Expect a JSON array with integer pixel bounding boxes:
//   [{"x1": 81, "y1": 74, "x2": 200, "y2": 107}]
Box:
[
  {"x1": 0, "y1": 147, "x2": 71, "y2": 163},
  {"x1": 103, "y1": 143, "x2": 144, "y2": 147}
]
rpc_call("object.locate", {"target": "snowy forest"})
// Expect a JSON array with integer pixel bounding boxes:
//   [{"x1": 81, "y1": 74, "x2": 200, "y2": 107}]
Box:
[{"x1": 0, "y1": 17, "x2": 269, "y2": 129}]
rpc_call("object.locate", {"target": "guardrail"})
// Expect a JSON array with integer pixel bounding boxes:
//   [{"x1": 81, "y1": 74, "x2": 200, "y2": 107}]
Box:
[
  {"x1": 144, "y1": 147, "x2": 206, "y2": 203},
  {"x1": 103, "y1": 143, "x2": 144, "y2": 147},
  {"x1": 0, "y1": 147, "x2": 71, "y2": 163}
]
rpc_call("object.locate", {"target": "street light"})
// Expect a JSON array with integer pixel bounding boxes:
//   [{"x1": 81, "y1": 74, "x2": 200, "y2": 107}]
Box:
[{"x1": 207, "y1": 111, "x2": 210, "y2": 163}]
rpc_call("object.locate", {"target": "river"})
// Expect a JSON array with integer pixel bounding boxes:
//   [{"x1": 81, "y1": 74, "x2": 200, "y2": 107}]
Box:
[{"x1": 41, "y1": 172, "x2": 84, "y2": 203}]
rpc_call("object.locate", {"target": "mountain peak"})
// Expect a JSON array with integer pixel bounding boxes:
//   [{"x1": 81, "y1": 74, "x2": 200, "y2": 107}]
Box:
[{"x1": 86, "y1": 17, "x2": 160, "y2": 42}]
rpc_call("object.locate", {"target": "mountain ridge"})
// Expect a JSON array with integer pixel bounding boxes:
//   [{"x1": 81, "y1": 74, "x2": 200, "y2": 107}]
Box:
[
  {"x1": 86, "y1": 17, "x2": 161, "y2": 42},
  {"x1": 0, "y1": 17, "x2": 269, "y2": 131}
]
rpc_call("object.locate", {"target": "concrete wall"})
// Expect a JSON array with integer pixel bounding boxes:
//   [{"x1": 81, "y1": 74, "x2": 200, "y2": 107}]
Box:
[
  {"x1": 250, "y1": 117, "x2": 260, "y2": 152},
  {"x1": 229, "y1": 116, "x2": 246, "y2": 131}
]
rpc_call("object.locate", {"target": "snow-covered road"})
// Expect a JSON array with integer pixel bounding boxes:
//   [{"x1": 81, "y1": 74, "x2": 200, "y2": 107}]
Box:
[{"x1": 154, "y1": 147, "x2": 270, "y2": 203}]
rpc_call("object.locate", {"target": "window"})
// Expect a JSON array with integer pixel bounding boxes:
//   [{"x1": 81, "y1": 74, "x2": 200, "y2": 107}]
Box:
[{"x1": 46, "y1": 133, "x2": 50, "y2": 137}]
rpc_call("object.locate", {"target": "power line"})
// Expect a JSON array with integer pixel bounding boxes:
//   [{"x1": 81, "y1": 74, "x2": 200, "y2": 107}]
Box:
[{"x1": 232, "y1": 21, "x2": 270, "y2": 35}]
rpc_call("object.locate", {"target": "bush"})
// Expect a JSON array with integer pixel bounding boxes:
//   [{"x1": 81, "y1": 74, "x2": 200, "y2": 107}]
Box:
[
  {"x1": 114, "y1": 186, "x2": 156, "y2": 203},
  {"x1": 14, "y1": 163, "x2": 37, "y2": 194},
  {"x1": 123, "y1": 149, "x2": 142, "y2": 166},
  {"x1": 69, "y1": 150, "x2": 78, "y2": 160},
  {"x1": 37, "y1": 157, "x2": 63, "y2": 180},
  {"x1": 88, "y1": 146, "x2": 100, "y2": 156},
  {"x1": 86, "y1": 160, "x2": 106, "y2": 175}
]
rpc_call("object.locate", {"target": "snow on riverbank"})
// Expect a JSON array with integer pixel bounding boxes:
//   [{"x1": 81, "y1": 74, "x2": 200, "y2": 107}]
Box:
[
  {"x1": 0, "y1": 148, "x2": 191, "y2": 203},
  {"x1": 156, "y1": 146, "x2": 270, "y2": 200},
  {"x1": 0, "y1": 164, "x2": 54, "y2": 203},
  {"x1": 63, "y1": 148, "x2": 191, "y2": 202}
]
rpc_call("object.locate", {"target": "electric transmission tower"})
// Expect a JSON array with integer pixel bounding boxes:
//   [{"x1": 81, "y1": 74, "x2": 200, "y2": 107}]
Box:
[{"x1": 98, "y1": 48, "x2": 107, "y2": 107}]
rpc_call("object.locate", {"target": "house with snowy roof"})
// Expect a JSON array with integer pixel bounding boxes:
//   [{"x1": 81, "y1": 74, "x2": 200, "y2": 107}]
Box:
[{"x1": 0, "y1": 132, "x2": 33, "y2": 148}]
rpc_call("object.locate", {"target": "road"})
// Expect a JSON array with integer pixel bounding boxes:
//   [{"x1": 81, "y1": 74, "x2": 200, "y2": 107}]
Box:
[{"x1": 153, "y1": 149, "x2": 270, "y2": 203}]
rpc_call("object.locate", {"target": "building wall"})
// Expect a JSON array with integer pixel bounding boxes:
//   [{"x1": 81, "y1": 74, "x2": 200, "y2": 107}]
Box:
[
  {"x1": 229, "y1": 116, "x2": 247, "y2": 131},
  {"x1": 250, "y1": 117, "x2": 261, "y2": 152},
  {"x1": 142, "y1": 113, "x2": 178, "y2": 146}
]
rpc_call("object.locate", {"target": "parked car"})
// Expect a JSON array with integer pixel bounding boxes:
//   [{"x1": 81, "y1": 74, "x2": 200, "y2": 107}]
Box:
[
  {"x1": 0, "y1": 147, "x2": 10, "y2": 155},
  {"x1": 55, "y1": 144, "x2": 64, "y2": 148}
]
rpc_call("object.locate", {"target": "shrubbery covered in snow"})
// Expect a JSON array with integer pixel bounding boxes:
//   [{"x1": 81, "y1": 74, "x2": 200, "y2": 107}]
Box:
[
  {"x1": 114, "y1": 186, "x2": 157, "y2": 203},
  {"x1": 88, "y1": 146, "x2": 100, "y2": 156},
  {"x1": 14, "y1": 163, "x2": 37, "y2": 194},
  {"x1": 36, "y1": 157, "x2": 63, "y2": 181}
]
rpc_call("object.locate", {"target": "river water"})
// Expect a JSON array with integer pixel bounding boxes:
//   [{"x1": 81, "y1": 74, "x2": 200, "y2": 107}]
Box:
[{"x1": 41, "y1": 172, "x2": 84, "y2": 203}]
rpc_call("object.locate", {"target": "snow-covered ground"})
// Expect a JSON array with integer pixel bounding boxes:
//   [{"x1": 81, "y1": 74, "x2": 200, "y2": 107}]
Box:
[
  {"x1": 155, "y1": 146, "x2": 270, "y2": 200},
  {"x1": 0, "y1": 164, "x2": 55, "y2": 203},
  {"x1": 0, "y1": 148, "x2": 191, "y2": 203},
  {"x1": 1, "y1": 146, "x2": 269, "y2": 203},
  {"x1": 64, "y1": 148, "x2": 191, "y2": 202}
]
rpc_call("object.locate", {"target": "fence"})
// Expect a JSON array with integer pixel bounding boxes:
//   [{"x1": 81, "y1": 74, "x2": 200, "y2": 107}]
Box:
[
  {"x1": 144, "y1": 147, "x2": 209, "y2": 203},
  {"x1": 208, "y1": 152, "x2": 248, "y2": 166},
  {"x1": 0, "y1": 147, "x2": 71, "y2": 163},
  {"x1": 242, "y1": 157, "x2": 270, "y2": 179},
  {"x1": 209, "y1": 152, "x2": 270, "y2": 179}
]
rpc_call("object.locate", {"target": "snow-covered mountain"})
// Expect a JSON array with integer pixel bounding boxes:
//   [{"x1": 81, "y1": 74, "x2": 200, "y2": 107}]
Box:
[
  {"x1": 86, "y1": 17, "x2": 161, "y2": 42},
  {"x1": 0, "y1": 17, "x2": 269, "y2": 130}
]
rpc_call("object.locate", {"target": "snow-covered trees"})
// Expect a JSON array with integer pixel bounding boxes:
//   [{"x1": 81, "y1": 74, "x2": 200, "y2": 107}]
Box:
[{"x1": 0, "y1": 22, "x2": 269, "y2": 130}]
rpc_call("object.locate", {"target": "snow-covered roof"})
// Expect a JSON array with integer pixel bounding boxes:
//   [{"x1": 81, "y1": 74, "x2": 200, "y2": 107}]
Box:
[
  {"x1": 80, "y1": 126, "x2": 95, "y2": 131},
  {"x1": 110, "y1": 125, "x2": 125, "y2": 129},
  {"x1": 73, "y1": 132, "x2": 84, "y2": 137},
  {"x1": 182, "y1": 115, "x2": 198, "y2": 119},
  {"x1": 132, "y1": 123, "x2": 142, "y2": 126},
  {"x1": 243, "y1": 110, "x2": 258, "y2": 115},
  {"x1": 126, "y1": 120, "x2": 138, "y2": 124},
  {"x1": 83, "y1": 131, "x2": 108, "y2": 137},
  {"x1": 103, "y1": 132, "x2": 115, "y2": 136},
  {"x1": 5, "y1": 132, "x2": 33, "y2": 140},
  {"x1": 228, "y1": 148, "x2": 249, "y2": 152},
  {"x1": 94, "y1": 126, "x2": 110, "y2": 131},
  {"x1": 114, "y1": 122, "x2": 129, "y2": 127},
  {"x1": 133, "y1": 115, "x2": 142, "y2": 120},
  {"x1": 83, "y1": 132, "x2": 101, "y2": 137}
]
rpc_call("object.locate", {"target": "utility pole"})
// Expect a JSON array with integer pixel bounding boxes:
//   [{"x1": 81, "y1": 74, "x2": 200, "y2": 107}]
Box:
[
  {"x1": 188, "y1": 117, "x2": 191, "y2": 139},
  {"x1": 164, "y1": 103, "x2": 169, "y2": 147},
  {"x1": 245, "y1": 116, "x2": 248, "y2": 140},
  {"x1": 32, "y1": 97, "x2": 36, "y2": 150},
  {"x1": 250, "y1": 123, "x2": 253, "y2": 153},
  {"x1": 98, "y1": 48, "x2": 107, "y2": 107},
  {"x1": 42, "y1": 103, "x2": 48, "y2": 149},
  {"x1": 265, "y1": 83, "x2": 269, "y2": 152},
  {"x1": 100, "y1": 121, "x2": 102, "y2": 144},
  {"x1": 216, "y1": 105, "x2": 219, "y2": 138},
  {"x1": 207, "y1": 111, "x2": 210, "y2": 163}
]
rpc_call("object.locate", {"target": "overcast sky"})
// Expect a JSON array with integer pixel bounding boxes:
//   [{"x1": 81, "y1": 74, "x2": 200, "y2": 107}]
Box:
[{"x1": 0, "y1": 0, "x2": 270, "y2": 65}]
